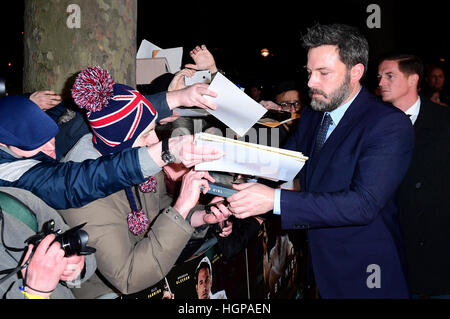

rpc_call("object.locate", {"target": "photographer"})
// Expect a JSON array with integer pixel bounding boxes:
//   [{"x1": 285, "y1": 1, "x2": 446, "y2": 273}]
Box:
[{"x1": 0, "y1": 187, "x2": 96, "y2": 299}]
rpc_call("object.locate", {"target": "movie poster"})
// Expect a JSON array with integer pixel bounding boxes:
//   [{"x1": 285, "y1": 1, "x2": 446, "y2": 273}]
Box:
[
  {"x1": 123, "y1": 238, "x2": 248, "y2": 299},
  {"x1": 261, "y1": 215, "x2": 306, "y2": 299},
  {"x1": 122, "y1": 215, "x2": 308, "y2": 300}
]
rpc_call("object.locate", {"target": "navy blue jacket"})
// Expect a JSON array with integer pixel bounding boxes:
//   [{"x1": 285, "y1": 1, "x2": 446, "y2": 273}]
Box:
[
  {"x1": 0, "y1": 91, "x2": 171, "y2": 209},
  {"x1": 280, "y1": 87, "x2": 414, "y2": 298},
  {"x1": 0, "y1": 147, "x2": 145, "y2": 210}
]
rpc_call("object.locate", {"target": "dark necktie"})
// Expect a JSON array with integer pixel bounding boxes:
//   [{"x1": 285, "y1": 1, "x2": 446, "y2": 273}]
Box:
[{"x1": 313, "y1": 113, "x2": 333, "y2": 157}]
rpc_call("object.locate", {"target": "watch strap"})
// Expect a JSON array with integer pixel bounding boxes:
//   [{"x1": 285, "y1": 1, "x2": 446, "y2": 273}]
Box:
[{"x1": 162, "y1": 138, "x2": 169, "y2": 153}]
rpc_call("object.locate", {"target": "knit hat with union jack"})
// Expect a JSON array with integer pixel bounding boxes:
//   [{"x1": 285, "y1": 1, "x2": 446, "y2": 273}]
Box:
[
  {"x1": 72, "y1": 66, "x2": 159, "y2": 236},
  {"x1": 72, "y1": 66, "x2": 158, "y2": 156}
]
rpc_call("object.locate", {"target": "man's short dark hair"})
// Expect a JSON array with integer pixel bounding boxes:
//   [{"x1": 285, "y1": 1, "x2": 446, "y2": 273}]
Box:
[
  {"x1": 379, "y1": 53, "x2": 424, "y2": 88},
  {"x1": 301, "y1": 23, "x2": 369, "y2": 78},
  {"x1": 273, "y1": 81, "x2": 300, "y2": 97}
]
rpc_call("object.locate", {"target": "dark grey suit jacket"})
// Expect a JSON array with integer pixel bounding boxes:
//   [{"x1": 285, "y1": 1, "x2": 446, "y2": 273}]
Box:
[{"x1": 397, "y1": 96, "x2": 450, "y2": 296}]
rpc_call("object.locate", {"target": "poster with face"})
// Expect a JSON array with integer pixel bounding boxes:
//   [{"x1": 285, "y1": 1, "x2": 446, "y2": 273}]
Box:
[
  {"x1": 165, "y1": 240, "x2": 248, "y2": 299},
  {"x1": 260, "y1": 215, "x2": 307, "y2": 299},
  {"x1": 121, "y1": 216, "x2": 308, "y2": 300},
  {"x1": 122, "y1": 237, "x2": 248, "y2": 299}
]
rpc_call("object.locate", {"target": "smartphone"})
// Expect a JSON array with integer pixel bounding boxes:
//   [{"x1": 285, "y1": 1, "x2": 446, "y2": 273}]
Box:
[{"x1": 185, "y1": 70, "x2": 211, "y2": 86}]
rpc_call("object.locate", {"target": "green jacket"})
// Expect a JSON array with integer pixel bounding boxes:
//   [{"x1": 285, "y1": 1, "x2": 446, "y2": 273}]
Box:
[{"x1": 0, "y1": 187, "x2": 96, "y2": 299}]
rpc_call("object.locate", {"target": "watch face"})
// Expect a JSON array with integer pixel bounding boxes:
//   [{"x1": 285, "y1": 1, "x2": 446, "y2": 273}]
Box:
[{"x1": 162, "y1": 151, "x2": 175, "y2": 163}]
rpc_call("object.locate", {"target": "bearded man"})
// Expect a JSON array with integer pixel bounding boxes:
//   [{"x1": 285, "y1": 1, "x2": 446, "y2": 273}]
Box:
[{"x1": 227, "y1": 23, "x2": 415, "y2": 299}]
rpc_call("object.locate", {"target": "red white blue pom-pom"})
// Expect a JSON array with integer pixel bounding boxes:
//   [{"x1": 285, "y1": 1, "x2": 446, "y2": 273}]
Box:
[
  {"x1": 139, "y1": 176, "x2": 158, "y2": 193},
  {"x1": 72, "y1": 66, "x2": 114, "y2": 112},
  {"x1": 127, "y1": 209, "x2": 150, "y2": 235}
]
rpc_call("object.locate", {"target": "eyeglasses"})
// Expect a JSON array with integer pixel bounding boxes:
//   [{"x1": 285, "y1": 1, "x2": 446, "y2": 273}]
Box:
[{"x1": 279, "y1": 101, "x2": 301, "y2": 110}]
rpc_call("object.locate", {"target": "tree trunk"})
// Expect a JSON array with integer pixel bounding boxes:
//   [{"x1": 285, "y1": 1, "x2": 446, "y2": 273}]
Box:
[{"x1": 23, "y1": 0, "x2": 137, "y2": 98}]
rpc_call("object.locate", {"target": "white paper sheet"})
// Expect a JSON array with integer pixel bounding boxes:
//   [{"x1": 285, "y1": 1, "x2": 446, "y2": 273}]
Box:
[
  {"x1": 154, "y1": 47, "x2": 183, "y2": 73},
  {"x1": 136, "y1": 40, "x2": 183, "y2": 73},
  {"x1": 203, "y1": 73, "x2": 267, "y2": 136},
  {"x1": 194, "y1": 133, "x2": 307, "y2": 182},
  {"x1": 136, "y1": 39, "x2": 161, "y2": 59}
]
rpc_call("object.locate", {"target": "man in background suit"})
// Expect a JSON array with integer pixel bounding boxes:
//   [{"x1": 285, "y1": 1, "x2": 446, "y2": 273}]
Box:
[
  {"x1": 227, "y1": 23, "x2": 414, "y2": 298},
  {"x1": 378, "y1": 54, "x2": 450, "y2": 299}
]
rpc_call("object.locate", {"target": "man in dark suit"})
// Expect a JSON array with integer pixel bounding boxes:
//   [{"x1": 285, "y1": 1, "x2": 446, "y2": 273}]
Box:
[
  {"x1": 227, "y1": 23, "x2": 414, "y2": 298},
  {"x1": 378, "y1": 54, "x2": 450, "y2": 299}
]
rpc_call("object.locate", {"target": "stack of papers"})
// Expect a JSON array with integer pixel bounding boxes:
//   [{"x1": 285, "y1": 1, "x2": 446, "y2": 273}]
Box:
[
  {"x1": 136, "y1": 39, "x2": 183, "y2": 73},
  {"x1": 194, "y1": 133, "x2": 308, "y2": 182}
]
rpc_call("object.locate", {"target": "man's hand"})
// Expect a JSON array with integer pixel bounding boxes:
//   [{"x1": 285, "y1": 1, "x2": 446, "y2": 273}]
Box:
[
  {"x1": 185, "y1": 45, "x2": 218, "y2": 74},
  {"x1": 260, "y1": 100, "x2": 282, "y2": 111},
  {"x1": 168, "y1": 69, "x2": 197, "y2": 92},
  {"x1": 20, "y1": 234, "x2": 67, "y2": 298},
  {"x1": 204, "y1": 197, "x2": 232, "y2": 223},
  {"x1": 163, "y1": 162, "x2": 190, "y2": 182},
  {"x1": 217, "y1": 219, "x2": 233, "y2": 237},
  {"x1": 430, "y1": 91, "x2": 448, "y2": 106},
  {"x1": 146, "y1": 135, "x2": 224, "y2": 168},
  {"x1": 169, "y1": 135, "x2": 224, "y2": 167},
  {"x1": 166, "y1": 83, "x2": 218, "y2": 110},
  {"x1": 228, "y1": 183, "x2": 275, "y2": 218},
  {"x1": 173, "y1": 170, "x2": 216, "y2": 218},
  {"x1": 190, "y1": 197, "x2": 233, "y2": 237},
  {"x1": 204, "y1": 197, "x2": 233, "y2": 237},
  {"x1": 29, "y1": 90, "x2": 62, "y2": 111},
  {"x1": 60, "y1": 255, "x2": 85, "y2": 282}
]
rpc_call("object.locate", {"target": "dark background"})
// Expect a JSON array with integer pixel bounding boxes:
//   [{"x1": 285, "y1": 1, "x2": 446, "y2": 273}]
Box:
[{"x1": 1, "y1": 0, "x2": 449, "y2": 98}]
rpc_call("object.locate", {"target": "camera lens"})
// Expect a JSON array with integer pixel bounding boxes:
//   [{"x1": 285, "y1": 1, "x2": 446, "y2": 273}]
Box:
[
  {"x1": 54, "y1": 229, "x2": 93, "y2": 257},
  {"x1": 25, "y1": 220, "x2": 95, "y2": 257}
]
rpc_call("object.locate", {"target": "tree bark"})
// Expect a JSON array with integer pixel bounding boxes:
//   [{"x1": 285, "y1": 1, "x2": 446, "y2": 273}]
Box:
[{"x1": 23, "y1": 0, "x2": 137, "y2": 98}]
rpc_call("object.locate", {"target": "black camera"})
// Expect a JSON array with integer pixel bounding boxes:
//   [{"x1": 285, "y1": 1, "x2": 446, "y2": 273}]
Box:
[{"x1": 24, "y1": 220, "x2": 96, "y2": 257}]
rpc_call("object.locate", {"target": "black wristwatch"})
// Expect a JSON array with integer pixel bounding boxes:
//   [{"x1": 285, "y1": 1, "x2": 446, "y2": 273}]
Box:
[{"x1": 161, "y1": 139, "x2": 176, "y2": 164}]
